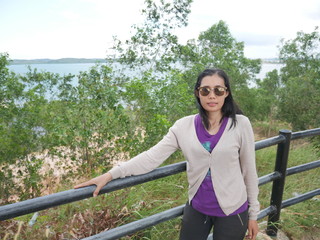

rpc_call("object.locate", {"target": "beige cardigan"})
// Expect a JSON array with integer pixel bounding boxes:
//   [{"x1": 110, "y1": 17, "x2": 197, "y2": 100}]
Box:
[{"x1": 109, "y1": 114, "x2": 260, "y2": 220}]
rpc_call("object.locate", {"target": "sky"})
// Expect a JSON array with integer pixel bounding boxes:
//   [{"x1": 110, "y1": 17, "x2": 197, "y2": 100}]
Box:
[{"x1": 0, "y1": 0, "x2": 319, "y2": 60}]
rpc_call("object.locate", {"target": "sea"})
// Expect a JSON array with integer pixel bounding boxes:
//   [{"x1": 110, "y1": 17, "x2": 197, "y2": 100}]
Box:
[
  {"x1": 8, "y1": 62, "x2": 101, "y2": 76},
  {"x1": 7, "y1": 62, "x2": 284, "y2": 82}
]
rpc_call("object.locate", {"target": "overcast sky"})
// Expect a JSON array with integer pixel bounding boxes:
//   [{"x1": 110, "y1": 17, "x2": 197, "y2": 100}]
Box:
[{"x1": 1, "y1": 0, "x2": 319, "y2": 60}]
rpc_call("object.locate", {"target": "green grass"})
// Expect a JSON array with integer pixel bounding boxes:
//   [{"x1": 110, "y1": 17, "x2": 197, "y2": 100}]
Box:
[
  {"x1": 256, "y1": 141, "x2": 320, "y2": 239},
  {"x1": 1, "y1": 137, "x2": 319, "y2": 239}
]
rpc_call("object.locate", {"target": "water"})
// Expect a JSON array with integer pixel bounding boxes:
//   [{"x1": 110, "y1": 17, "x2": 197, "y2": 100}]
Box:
[
  {"x1": 256, "y1": 62, "x2": 283, "y2": 79},
  {"x1": 8, "y1": 62, "x2": 102, "y2": 75},
  {"x1": 8, "y1": 62, "x2": 284, "y2": 80}
]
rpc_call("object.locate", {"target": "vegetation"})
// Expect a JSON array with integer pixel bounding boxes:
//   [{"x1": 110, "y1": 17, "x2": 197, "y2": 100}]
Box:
[
  {"x1": 0, "y1": 0, "x2": 319, "y2": 239},
  {"x1": 0, "y1": 139, "x2": 319, "y2": 240}
]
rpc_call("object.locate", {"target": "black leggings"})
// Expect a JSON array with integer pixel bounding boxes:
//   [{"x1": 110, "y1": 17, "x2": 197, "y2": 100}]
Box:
[{"x1": 179, "y1": 202, "x2": 248, "y2": 240}]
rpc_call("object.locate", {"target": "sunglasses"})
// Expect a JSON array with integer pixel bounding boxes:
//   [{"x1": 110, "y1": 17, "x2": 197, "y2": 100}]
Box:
[{"x1": 197, "y1": 86, "x2": 227, "y2": 97}]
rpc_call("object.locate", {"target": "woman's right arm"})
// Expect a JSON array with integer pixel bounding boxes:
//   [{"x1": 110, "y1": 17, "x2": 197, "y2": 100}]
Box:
[
  {"x1": 73, "y1": 128, "x2": 177, "y2": 197},
  {"x1": 74, "y1": 119, "x2": 181, "y2": 197},
  {"x1": 74, "y1": 172, "x2": 113, "y2": 197}
]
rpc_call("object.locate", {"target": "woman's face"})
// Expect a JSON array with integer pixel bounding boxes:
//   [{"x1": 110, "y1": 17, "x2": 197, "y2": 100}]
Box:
[{"x1": 198, "y1": 74, "x2": 229, "y2": 114}]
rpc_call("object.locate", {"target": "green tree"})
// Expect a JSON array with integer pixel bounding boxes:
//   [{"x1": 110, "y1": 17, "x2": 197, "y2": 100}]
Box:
[
  {"x1": 121, "y1": 69, "x2": 195, "y2": 156},
  {"x1": 252, "y1": 69, "x2": 281, "y2": 135},
  {"x1": 0, "y1": 53, "x2": 26, "y2": 162},
  {"x1": 0, "y1": 53, "x2": 50, "y2": 201},
  {"x1": 0, "y1": 54, "x2": 132, "y2": 201},
  {"x1": 42, "y1": 65, "x2": 131, "y2": 175},
  {"x1": 110, "y1": 0, "x2": 192, "y2": 72},
  {"x1": 277, "y1": 27, "x2": 320, "y2": 130},
  {"x1": 108, "y1": 0, "x2": 194, "y2": 155}
]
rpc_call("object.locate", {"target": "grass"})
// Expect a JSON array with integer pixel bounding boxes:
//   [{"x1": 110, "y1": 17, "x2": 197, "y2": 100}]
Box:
[
  {"x1": 1, "y1": 130, "x2": 319, "y2": 240},
  {"x1": 256, "y1": 141, "x2": 320, "y2": 240}
]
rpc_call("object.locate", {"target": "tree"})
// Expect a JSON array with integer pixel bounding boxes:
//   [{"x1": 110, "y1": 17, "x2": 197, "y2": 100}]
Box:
[
  {"x1": 250, "y1": 69, "x2": 281, "y2": 136},
  {"x1": 108, "y1": 0, "x2": 194, "y2": 155},
  {"x1": 47, "y1": 65, "x2": 131, "y2": 174},
  {"x1": 277, "y1": 27, "x2": 320, "y2": 130},
  {"x1": 110, "y1": 0, "x2": 192, "y2": 73},
  {"x1": 0, "y1": 53, "x2": 49, "y2": 201},
  {"x1": 0, "y1": 53, "x2": 132, "y2": 201},
  {"x1": 0, "y1": 53, "x2": 26, "y2": 163}
]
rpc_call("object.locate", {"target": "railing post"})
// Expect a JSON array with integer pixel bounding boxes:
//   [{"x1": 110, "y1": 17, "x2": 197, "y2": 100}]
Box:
[{"x1": 266, "y1": 130, "x2": 292, "y2": 236}]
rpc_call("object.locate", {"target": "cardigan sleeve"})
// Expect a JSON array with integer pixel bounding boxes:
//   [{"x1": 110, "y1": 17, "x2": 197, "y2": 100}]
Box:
[
  {"x1": 109, "y1": 123, "x2": 180, "y2": 179},
  {"x1": 239, "y1": 116, "x2": 260, "y2": 220}
]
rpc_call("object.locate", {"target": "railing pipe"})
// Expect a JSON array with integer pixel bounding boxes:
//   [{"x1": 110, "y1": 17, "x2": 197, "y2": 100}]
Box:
[
  {"x1": 258, "y1": 171, "x2": 281, "y2": 186},
  {"x1": 291, "y1": 128, "x2": 320, "y2": 140},
  {"x1": 286, "y1": 160, "x2": 320, "y2": 176},
  {"x1": 257, "y1": 205, "x2": 278, "y2": 220},
  {"x1": 82, "y1": 205, "x2": 185, "y2": 240},
  {"x1": 255, "y1": 135, "x2": 285, "y2": 150},
  {"x1": 0, "y1": 162, "x2": 186, "y2": 221},
  {"x1": 281, "y1": 189, "x2": 320, "y2": 209}
]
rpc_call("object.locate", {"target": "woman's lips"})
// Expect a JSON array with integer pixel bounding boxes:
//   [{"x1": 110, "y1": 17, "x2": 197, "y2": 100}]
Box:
[{"x1": 207, "y1": 102, "x2": 217, "y2": 107}]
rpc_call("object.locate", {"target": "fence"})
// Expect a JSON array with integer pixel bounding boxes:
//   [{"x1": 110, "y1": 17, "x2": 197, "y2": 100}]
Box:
[{"x1": 1, "y1": 128, "x2": 320, "y2": 239}]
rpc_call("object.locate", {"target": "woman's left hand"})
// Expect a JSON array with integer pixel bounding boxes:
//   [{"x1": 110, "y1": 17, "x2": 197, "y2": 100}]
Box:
[{"x1": 246, "y1": 220, "x2": 259, "y2": 239}]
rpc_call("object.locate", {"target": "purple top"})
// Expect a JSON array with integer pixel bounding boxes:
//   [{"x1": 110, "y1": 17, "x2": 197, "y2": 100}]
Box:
[{"x1": 192, "y1": 114, "x2": 248, "y2": 216}]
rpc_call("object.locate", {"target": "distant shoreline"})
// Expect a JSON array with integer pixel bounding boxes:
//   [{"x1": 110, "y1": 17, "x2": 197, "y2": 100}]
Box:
[
  {"x1": 9, "y1": 58, "x2": 281, "y2": 65},
  {"x1": 9, "y1": 58, "x2": 107, "y2": 65}
]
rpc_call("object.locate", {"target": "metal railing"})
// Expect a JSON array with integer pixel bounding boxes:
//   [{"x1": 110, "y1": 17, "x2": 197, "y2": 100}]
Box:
[{"x1": 1, "y1": 128, "x2": 320, "y2": 240}]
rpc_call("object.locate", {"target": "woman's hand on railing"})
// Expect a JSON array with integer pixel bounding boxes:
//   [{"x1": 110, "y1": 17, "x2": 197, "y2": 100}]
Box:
[{"x1": 74, "y1": 172, "x2": 113, "y2": 197}]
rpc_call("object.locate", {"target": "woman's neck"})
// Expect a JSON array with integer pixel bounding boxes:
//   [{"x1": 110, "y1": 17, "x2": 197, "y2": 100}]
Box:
[
  {"x1": 207, "y1": 111, "x2": 223, "y2": 125},
  {"x1": 206, "y1": 111, "x2": 223, "y2": 134}
]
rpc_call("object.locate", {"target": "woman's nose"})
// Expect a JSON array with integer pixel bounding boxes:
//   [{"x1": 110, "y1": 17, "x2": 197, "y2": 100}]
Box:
[{"x1": 208, "y1": 90, "x2": 216, "y2": 98}]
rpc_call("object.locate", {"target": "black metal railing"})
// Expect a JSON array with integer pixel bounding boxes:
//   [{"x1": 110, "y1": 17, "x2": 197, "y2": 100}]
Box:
[{"x1": 1, "y1": 128, "x2": 319, "y2": 240}]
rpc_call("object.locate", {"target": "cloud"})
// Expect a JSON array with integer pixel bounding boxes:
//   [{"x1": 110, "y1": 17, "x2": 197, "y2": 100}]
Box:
[
  {"x1": 235, "y1": 33, "x2": 281, "y2": 47},
  {"x1": 1, "y1": 0, "x2": 319, "y2": 59},
  {"x1": 60, "y1": 10, "x2": 81, "y2": 21},
  {"x1": 307, "y1": 4, "x2": 320, "y2": 20}
]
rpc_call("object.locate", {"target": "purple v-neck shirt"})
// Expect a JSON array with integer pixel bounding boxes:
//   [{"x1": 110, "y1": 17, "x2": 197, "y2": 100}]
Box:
[{"x1": 192, "y1": 114, "x2": 248, "y2": 217}]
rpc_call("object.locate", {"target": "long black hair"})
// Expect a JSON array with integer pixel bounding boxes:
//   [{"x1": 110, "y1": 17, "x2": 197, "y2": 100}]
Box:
[{"x1": 194, "y1": 68, "x2": 243, "y2": 129}]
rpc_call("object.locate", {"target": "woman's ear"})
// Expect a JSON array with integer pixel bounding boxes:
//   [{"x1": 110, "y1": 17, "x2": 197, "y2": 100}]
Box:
[{"x1": 194, "y1": 89, "x2": 199, "y2": 98}]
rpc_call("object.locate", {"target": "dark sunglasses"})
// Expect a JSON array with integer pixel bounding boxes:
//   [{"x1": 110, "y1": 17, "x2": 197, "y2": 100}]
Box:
[{"x1": 197, "y1": 86, "x2": 227, "y2": 97}]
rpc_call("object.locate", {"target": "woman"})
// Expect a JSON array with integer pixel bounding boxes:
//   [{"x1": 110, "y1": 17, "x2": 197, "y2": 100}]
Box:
[{"x1": 75, "y1": 68, "x2": 260, "y2": 240}]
